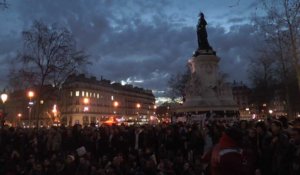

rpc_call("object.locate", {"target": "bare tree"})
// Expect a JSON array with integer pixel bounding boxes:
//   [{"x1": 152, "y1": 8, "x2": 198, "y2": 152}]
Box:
[
  {"x1": 18, "y1": 21, "x2": 88, "y2": 88},
  {"x1": 251, "y1": 0, "x2": 300, "y2": 117},
  {"x1": 256, "y1": 0, "x2": 300, "y2": 91},
  {"x1": 10, "y1": 20, "x2": 89, "y2": 127},
  {"x1": 248, "y1": 50, "x2": 277, "y2": 107},
  {"x1": 167, "y1": 66, "x2": 190, "y2": 101}
]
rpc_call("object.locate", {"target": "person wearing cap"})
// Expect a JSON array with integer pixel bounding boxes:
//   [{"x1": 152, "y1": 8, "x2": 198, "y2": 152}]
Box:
[
  {"x1": 290, "y1": 120, "x2": 300, "y2": 175},
  {"x1": 210, "y1": 126, "x2": 249, "y2": 175}
]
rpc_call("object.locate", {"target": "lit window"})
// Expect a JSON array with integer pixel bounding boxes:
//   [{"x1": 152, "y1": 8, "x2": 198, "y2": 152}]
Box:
[
  {"x1": 93, "y1": 93, "x2": 96, "y2": 98},
  {"x1": 70, "y1": 91, "x2": 73, "y2": 97},
  {"x1": 75, "y1": 91, "x2": 79, "y2": 97},
  {"x1": 97, "y1": 93, "x2": 99, "y2": 99},
  {"x1": 111, "y1": 96, "x2": 114, "y2": 101},
  {"x1": 82, "y1": 91, "x2": 85, "y2": 97},
  {"x1": 90, "y1": 92, "x2": 92, "y2": 97}
]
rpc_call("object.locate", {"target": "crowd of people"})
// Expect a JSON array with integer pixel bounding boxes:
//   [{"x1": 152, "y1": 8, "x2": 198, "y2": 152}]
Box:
[{"x1": 0, "y1": 116, "x2": 299, "y2": 175}]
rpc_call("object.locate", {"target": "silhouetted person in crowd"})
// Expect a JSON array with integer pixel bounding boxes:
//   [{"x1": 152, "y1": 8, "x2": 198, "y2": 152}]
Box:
[
  {"x1": 270, "y1": 120, "x2": 291, "y2": 175},
  {"x1": 211, "y1": 126, "x2": 248, "y2": 175}
]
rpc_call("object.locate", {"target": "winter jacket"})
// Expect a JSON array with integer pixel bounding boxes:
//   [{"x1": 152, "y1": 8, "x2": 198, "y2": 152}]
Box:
[{"x1": 211, "y1": 133, "x2": 249, "y2": 175}]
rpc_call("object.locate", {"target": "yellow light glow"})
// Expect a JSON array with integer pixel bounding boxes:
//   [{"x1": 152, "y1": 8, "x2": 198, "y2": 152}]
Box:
[
  {"x1": 136, "y1": 103, "x2": 141, "y2": 108},
  {"x1": 27, "y1": 91, "x2": 34, "y2": 98},
  {"x1": 52, "y1": 104, "x2": 58, "y2": 116},
  {"x1": 113, "y1": 101, "x2": 119, "y2": 107},
  {"x1": 83, "y1": 97, "x2": 89, "y2": 104}
]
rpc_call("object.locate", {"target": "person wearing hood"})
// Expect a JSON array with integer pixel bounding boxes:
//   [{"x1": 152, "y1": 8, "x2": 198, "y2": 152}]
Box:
[{"x1": 211, "y1": 126, "x2": 249, "y2": 175}]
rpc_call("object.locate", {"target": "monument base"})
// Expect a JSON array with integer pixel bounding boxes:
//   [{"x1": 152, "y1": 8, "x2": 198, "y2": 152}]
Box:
[{"x1": 174, "y1": 52, "x2": 238, "y2": 117}]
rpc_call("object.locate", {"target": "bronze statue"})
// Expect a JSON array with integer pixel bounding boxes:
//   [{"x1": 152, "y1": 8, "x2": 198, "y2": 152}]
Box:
[{"x1": 194, "y1": 12, "x2": 215, "y2": 56}]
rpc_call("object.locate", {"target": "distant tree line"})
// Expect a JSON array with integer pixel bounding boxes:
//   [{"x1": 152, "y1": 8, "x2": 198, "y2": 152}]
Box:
[{"x1": 249, "y1": 0, "x2": 300, "y2": 117}]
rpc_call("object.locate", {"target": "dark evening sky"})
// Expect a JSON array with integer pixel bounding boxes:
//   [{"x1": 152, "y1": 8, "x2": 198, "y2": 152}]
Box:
[{"x1": 0, "y1": 0, "x2": 261, "y2": 99}]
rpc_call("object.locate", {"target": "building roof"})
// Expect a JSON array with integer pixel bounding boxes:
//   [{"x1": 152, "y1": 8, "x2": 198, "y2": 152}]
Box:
[{"x1": 63, "y1": 74, "x2": 154, "y2": 96}]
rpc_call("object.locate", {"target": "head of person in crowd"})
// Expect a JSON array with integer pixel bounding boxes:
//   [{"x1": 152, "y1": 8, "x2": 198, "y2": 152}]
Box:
[
  {"x1": 290, "y1": 118, "x2": 300, "y2": 144},
  {"x1": 33, "y1": 161, "x2": 43, "y2": 173},
  {"x1": 55, "y1": 158, "x2": 65, "y2": 172},
  {"x1": 248, "y1": 128, "x2": 256, "y2": 139},
  {"x1": 240, "y1": 120, "x2": 248, "y2": 130},
  {"x1": 278, "y1": 116, "x2": 288, "y2": 129},
  {"x1": 271, "y1": 120, "x2": 283, "y2": 135},
  {"x1": 222, "y1": 126, "x2": 244, "y2": 147},
  {"x1": 66, "y1": 155, "x2": 75, "y2": 164},
  {"x1": 255, "y1": 121, "x2": 267, "y2": 134},
  {"x1": 266, "y1": 116, "x2": 273, "y2": 128}
]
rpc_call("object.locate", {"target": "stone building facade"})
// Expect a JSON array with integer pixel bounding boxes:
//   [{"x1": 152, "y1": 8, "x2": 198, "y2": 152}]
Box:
[
  {"x1": 60, "y1": 74, "x2": 155, "y2": 126},
  {"x1": 5, "y1": 85, "x2": 58, "y2": 127}
]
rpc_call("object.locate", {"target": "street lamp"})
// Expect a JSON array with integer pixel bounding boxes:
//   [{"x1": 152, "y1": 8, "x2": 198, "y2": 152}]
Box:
[
  {"x1": 28, "y1": 91, "x2": 34, "y2": 99},
  {"x1": 269, "y1": 110, "x2": 273, "y2": 114},
  {"x1": 52, "y1": 104, "x2": 60, "y2": 126},
  {"x1": 1, "y1": 93, "x2": 8, "y2": 103},
  {"x1": 1, "y1": 91, "x2": 8, "y2": 128},
  {"x1": 136, "y1": 103, "x2": 141, "y2": 120},
  {"x1": 113, "y1": 101, "x2": 119, "y2": 115},
  {"x1": 17, "y1": 113, "x2": 22, "y2": 126},
  {"x1": 52, "y1": 104, "x2": 57, "y2": 117},
  {"x1": 83, "y1": 97, "x2": 89, "y2": 112},
  {"x1": 27, "y1": 90, "x2": 34, "y2": 127},
  {"x1": 113, "y1": 101, "x2": 119, "y2": 107},
  {"x1": 52, "y1": 104, "x2": 58, "y2": 124},
  {"x1": 83, "y1": 97, "x2": 89, "y2": 105}
]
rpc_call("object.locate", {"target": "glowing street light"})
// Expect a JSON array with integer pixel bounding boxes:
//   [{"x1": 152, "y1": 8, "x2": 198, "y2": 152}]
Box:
[
  {"x1": 27, "y1": 90, "x2": 34, "y2": 127},
  {"x1": 269, "y1": 110, "x2": 273, "y2": 114},
  {"x1": 83, "y1": 97, "x2": 89, "y2": 113},
  {"x1": 52, "y1": 104, "x2": 58, "y2": 117},
  {"x1": 27, "y1": 91, "x2": 34, "y2": 99},
  {"x1": 113, "y1": 101, "x2": 119, "y2": 107},
  {"x1": 1, "y1": 93, "x2": 8, "y2": 103},
  {"x1": 113, "y1": 101, "x2": 119, "y2": 115},
  {"x1": 17, "y1": 113, "x2": 22, "y2": 126},
  {"x1": 83, "y1": 97, "x2": 89, "y2": 104},
  {"x1": 136, "y1": 103, "x2": 141, "y2": 117},
  {"x1": 1, "y1": 90, "x2": 8, "y2": 128}
]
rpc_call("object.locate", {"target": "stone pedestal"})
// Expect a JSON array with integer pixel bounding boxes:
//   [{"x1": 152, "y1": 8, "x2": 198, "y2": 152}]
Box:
[{"x1": 176, "y1": 53, "x2": 238, "y2": 114}]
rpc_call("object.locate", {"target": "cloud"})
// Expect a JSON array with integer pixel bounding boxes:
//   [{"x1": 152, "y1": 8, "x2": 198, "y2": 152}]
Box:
[{"x1": 0, "y1": 0, "x2": 258, "y2": 97}]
